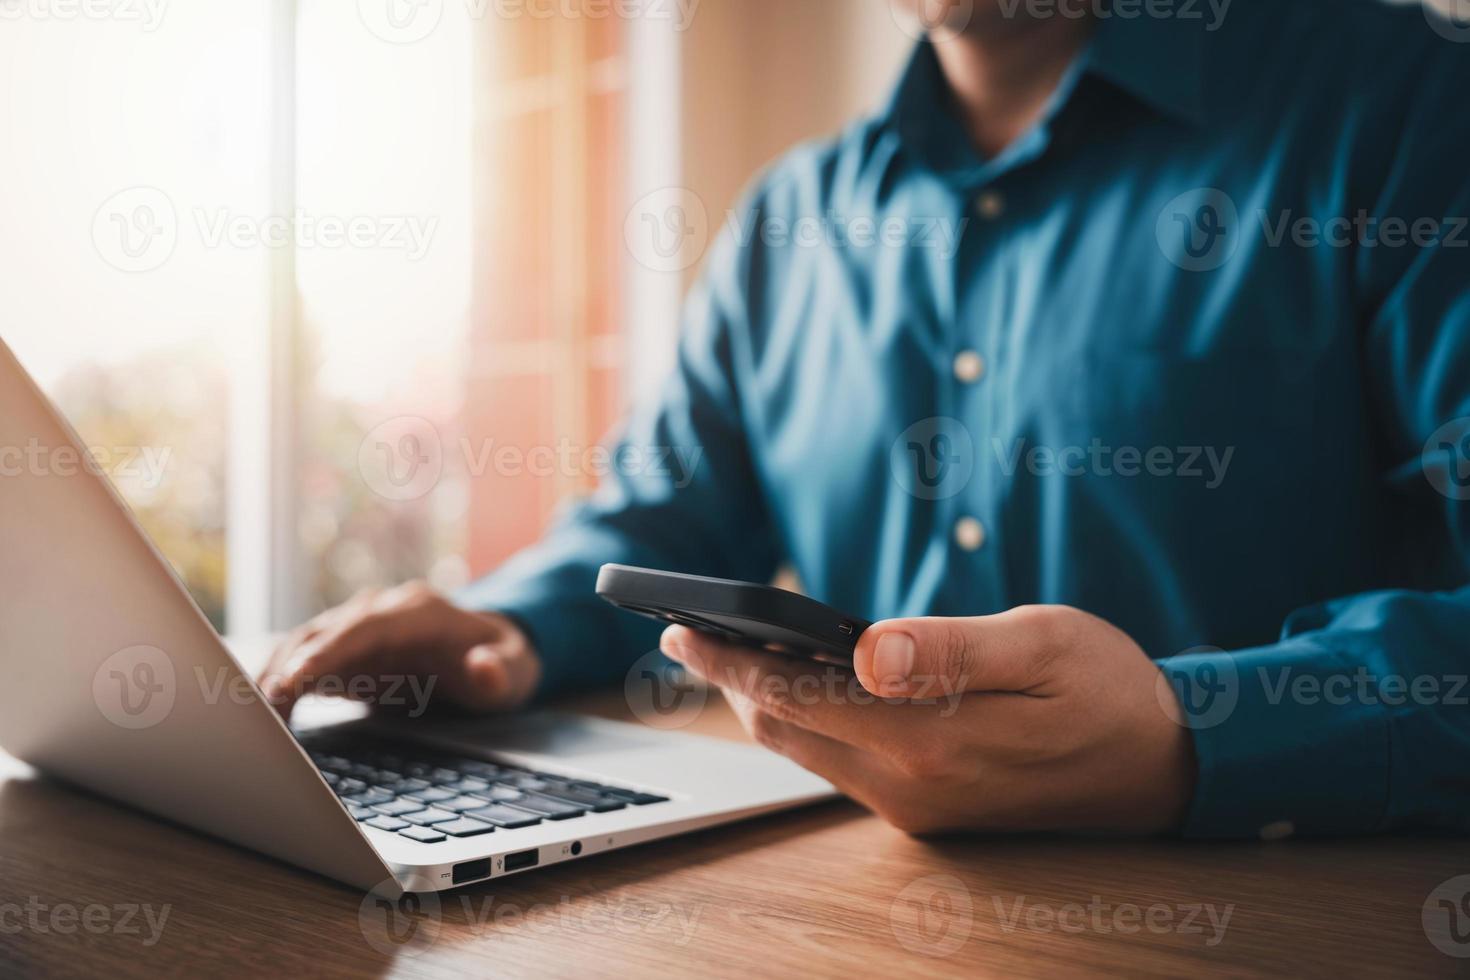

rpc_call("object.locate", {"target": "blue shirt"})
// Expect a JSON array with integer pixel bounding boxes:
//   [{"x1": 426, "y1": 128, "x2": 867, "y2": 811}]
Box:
[{"x1": 464, "y1": 0, "x2": 1470, "y2": 838}]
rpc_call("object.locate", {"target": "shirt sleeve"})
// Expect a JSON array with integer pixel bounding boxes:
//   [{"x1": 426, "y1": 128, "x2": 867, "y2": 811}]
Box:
[
  {"x1": 1159, "y1": 67, "x2": 1470, "y2": 837},
  {"x1": 454, "y1": 219, "x2": 780, "y2": 700}
]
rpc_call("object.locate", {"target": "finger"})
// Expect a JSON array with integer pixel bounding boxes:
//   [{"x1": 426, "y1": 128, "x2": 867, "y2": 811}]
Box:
[
  {"x1": 258, "y1": 590, "x2": 379, "y2": 693},
  {"x1": 449, "y1": 643, "x2": 541, "y2": 713},
  {"x1": 852, "y1": 606, "x2": 1065, "y2": 698},
  {"x1": 258, "y1": 624, "x2": 330, "y2": 720},
  {"x1": 266, "y1": 603, "x2": 447, "y2": 717},
  {"x1": 660, "y1": 625, "x2": 940, "y2": 756},
  {"x1": 722, "y1": 689, "x2": 897, "y2": 804}
]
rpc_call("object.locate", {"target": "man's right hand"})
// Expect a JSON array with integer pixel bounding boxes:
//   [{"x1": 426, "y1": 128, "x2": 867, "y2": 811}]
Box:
[{"x1": 257, "y1": 582, "x2": 541, "y2": 722}]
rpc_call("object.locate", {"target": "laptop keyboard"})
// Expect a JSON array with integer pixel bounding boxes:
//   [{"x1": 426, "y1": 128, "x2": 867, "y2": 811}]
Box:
[{"x1": 302, "y1": 737, "x2": 669, "y2": 845}]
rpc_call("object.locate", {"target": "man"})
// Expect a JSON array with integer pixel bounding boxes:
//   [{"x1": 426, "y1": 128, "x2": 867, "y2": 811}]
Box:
[{"x1": 263, "y1": 0, "x2": 1470, "y2": 838}]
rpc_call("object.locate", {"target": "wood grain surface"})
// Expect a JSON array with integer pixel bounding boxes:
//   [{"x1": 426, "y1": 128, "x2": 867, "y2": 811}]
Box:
[{"x1": 1, "y1": 688, "x2": 1466, "y2": 979}]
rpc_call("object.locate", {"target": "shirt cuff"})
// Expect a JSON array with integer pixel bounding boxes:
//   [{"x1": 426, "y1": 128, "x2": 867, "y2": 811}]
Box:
[{"x1": 1155, "y1": 641, "x2": 1391, "y2": 838}]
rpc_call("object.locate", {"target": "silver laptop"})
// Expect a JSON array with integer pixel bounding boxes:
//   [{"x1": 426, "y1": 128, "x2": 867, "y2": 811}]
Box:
[{"x1": 0, "y1": 338, "x2": 834, "y2": 897}]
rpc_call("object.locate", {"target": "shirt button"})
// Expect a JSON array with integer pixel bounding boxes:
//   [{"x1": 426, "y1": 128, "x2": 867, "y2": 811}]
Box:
[
  {"x1": 953, "y1": 350, "x2": 985, "y2": 384},
  {"x1": 976, "y1": 191, "x2": 1005, "y2": 220},
  {"x1": 1258, "y1": 820, "x2": 1295, "y2": 841},
  {"x1": 954, "y1": 516, "x2": 986, "y2": 552}
]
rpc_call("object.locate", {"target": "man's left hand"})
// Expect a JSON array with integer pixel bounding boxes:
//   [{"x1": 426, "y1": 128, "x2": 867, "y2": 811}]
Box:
[{"x1": 659, "y1": 605, "x2": 1196, "y2": 834}]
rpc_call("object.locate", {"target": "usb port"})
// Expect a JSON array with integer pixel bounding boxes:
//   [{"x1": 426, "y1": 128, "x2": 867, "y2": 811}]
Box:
[
  {"x1": 452, "y1": 858, "x2": 492, "y2": 884},
  {"x1": 504, "y1": 849, "x2": 539, "y2": 872}
]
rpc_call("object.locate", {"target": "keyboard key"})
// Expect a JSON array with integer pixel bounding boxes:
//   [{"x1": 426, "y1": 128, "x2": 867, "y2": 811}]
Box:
[
  {"x1": 479, "y1": 785, "x2": 527, "y2": 804},
  {"x1": 440, "y1": 795, "x2": 495, "y2": 813},
  {"x1": 398, "y1": 825, "x2": 447, "y2": 844},
  {"x1": 334, "y1": 778, "x2": 367, "y2": 797},
  {"x1": 403, "y1": 787, "x2": 456, "y2": 804},
  {"x1": 395, "y1": 777, "x2": 432, "y2": 793},
  {"x1": 567, "y1": 780, "x2": 616, "y2": 793},
  {"x1": 345, "y1": 788, "x2": 396, "y2": 806},
  {"x1": 456, "y1": 760, "x2": 502, "y2": 777},
  {"x1": 365, "y1": 815, "x2": 409, "y2": 832},
  {"x1": 402, "y1": 808, "x2": 459, "y2": 826},
  {"x1": 372, "y1": 798, "x2": 427, "y2": 817},
  {"x1": 347, "y1": 804, "x2": 377, "y2": 821},
  {"x1": 429, "y1": 768, "x2": 462, "y2": 785},
  {"x1": 504, "y1": 774, "x2": 550, "y2": 792},
  {"x1": 603, "y1": 789, "x2": 670, "y2": 806},
  {"x1": 509, "y1": 794, "x2": 587, "y2": 820},
  {"x1": 447, "y1": 777, "x2": 491, "y2": 794},
  {"x1": 463, "y1": 805, "x2": 544, "y2": 829},
  {"x1": 538, "y1": 784, "x2": 627, "y2": 811},
  {"x1": 434, "y1": 817, "x2": 496, "y2": 837}
]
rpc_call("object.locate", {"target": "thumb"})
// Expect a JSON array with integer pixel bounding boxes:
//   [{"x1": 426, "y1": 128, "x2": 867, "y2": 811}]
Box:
[{"x1": 853, "y1": 609, "x2": 1054, "y2": 698}]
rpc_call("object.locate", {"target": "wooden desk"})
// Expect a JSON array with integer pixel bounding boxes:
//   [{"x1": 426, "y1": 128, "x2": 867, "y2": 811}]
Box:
[{"x1": 1, "y1": 689, "x2": 1465, "y2": 978}]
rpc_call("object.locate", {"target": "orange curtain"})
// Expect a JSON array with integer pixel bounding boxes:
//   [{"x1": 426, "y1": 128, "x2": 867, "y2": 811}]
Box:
[{"x1": 466, "y1": 14, "x2": 627, "y2": 572}]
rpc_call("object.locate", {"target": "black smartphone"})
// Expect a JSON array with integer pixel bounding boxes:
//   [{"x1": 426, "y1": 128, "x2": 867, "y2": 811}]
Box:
[{"x1": 595, "y1": 563, "x2": 870, "y2": 667}]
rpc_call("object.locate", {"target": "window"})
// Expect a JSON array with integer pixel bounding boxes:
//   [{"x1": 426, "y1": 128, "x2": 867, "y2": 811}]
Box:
[
  {"x1": 0, "y1": 5, "x2": 275, "y2": 630},
  {"x1": 0, "y1": 3, "x2": 649, "y2": 634}
]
